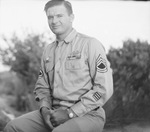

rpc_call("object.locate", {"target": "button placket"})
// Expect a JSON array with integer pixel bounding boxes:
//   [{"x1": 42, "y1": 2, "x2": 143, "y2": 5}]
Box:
[{"x1": 55, "y1": 41, "x2": 64, "y2": 72}]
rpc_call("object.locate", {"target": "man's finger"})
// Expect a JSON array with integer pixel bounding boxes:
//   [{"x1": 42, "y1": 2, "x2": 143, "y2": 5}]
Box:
[
  {"x1": 49, "y1": 109, "x2": 55, "y2": 114},
  {"x1": 46, "y1": 118, "x2": 54, "y2": 130}
]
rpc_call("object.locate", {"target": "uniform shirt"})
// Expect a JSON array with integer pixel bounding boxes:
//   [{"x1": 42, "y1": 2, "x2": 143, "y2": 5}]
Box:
[{"x1": 34, "y1": 29, "x2": 113, "y2": 118}]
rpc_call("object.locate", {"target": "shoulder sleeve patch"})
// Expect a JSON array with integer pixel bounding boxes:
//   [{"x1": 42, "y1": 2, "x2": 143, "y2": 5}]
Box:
[{"x1": 96, "y1": 54, "x2": 108, "y2": 73}]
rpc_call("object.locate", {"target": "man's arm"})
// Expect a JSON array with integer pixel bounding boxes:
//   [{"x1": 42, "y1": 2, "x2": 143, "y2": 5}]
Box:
[
  {"x1": 70, "y1": 38, "x2": 113, "y2": 117},
  {"x1": 33, "y1": 46, "x2": 55, "y2": 130},
  {"x1": 33, "y1": 49, "x2": 52, "y2": 110}
]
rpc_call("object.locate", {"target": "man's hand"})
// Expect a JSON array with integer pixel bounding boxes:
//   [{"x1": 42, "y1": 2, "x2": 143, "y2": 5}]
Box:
[
  {"x1": 41, "y1": 107, "x2": 54, "y2": 130},
  {"x1": 50, "y1": 109, "x2": 70, "y2": 127}
]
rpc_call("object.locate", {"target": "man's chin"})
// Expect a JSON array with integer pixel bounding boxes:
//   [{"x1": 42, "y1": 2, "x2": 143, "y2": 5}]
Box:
[{"x1": 52, "y1": 29, "x2": 61, "y2": 35}]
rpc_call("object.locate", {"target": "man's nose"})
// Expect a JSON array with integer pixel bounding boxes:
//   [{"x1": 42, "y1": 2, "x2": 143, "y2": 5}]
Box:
[{"x1": 52, "y1": 16, "x2": 58, "y2": 24}]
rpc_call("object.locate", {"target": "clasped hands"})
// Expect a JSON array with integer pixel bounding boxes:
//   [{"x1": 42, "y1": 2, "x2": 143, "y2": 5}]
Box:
[{"x1": 41, "y1": 107, "x2": 70, "y2": 130}]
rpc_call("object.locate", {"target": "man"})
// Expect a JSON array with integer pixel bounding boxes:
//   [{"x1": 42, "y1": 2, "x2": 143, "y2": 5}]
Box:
[{"x1": 4, "y1": 0, "x2": 113, "y2": 132}]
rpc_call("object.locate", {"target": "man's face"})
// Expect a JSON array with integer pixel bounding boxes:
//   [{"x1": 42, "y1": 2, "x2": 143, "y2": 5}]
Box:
[{"x1": 46, "y1": 4, "x2": 74, "y2": 36}]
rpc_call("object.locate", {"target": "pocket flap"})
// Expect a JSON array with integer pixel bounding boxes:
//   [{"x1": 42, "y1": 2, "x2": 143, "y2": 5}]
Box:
[{"x1": 44, "y1": 57, "x2": 54, "y2": 72}]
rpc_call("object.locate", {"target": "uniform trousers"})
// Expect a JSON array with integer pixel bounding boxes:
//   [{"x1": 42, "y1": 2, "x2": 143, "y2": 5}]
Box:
[{"x1": 3, "y1": 109, "x2": 104, "y2": 132}]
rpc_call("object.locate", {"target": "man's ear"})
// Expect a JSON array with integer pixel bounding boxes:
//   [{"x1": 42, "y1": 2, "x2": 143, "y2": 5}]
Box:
[{"x1": 70, "y1": 14, "x2": 74, "y2": 23}]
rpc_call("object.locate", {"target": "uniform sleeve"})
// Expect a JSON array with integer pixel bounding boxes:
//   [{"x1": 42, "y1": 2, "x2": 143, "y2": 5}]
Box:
[
  {"x1": 33, "y1": 49, "x2": 52, "y2": 110},
  {"x1": 71, "y1": 38, "x2": 113, "y2": 116}
]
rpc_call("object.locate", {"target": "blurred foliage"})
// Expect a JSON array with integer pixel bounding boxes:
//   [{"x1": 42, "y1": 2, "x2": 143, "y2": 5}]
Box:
[
  {"x1": 106, "y1": 39, "x2": 150, "y2": 125},
  {"x1": 1, "y1": 32, "x2": 150, "y2": 126},
  {"x1": 0, "y1": 33, "x2": 51, "y2": 92},
  {"x1": 0, "y1": 110, "x2": 10, "y2": 131},
  {"x1": 0, "y1": 32, "x2": 52, "y2": 112}
]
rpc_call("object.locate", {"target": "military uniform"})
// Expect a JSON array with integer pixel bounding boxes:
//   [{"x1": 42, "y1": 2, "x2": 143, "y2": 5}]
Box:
[{"x1": 4, "y1": 29, "x2": 113, "y2": 132}]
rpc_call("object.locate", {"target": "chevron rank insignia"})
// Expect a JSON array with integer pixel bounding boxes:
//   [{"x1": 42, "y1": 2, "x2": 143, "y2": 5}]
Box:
[
  {"x1": 39, "y1": 69, "x2": 43, "y2": 77},
  {"x1": 96, "y1": 54, "x2": 108, "y2": 73},
  {"x1": 93, "y1": 92, "x2": 101, "y2": 101}
]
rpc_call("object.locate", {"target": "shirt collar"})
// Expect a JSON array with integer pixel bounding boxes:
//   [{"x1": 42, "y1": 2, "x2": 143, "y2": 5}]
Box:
[
  {"x1": 64, "y1": 29, "x2": 77, "y2": 44},
  {"x1": 55, "y1": 29, "x2": 77, "y2": 45}
]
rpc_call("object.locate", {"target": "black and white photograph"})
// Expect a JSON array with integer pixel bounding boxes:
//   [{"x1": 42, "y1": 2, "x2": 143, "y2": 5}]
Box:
[{"x1": 0, "y1": 0, "x2": 150, "y2": 132}]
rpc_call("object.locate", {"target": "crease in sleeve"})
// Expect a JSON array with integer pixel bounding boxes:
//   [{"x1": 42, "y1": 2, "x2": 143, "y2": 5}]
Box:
[
  {"x1": 70, "y1": 83, "x2": 109, "y2": 117},
  {"x1": 39, "y1": 99, "x2": 51, "y2": 109},
  {"x1": 35, "y1": 93, "x2": 52, "y2": 109},
  {"x1": 71, "y1": 102, "x2": 88, "y2": 117}
]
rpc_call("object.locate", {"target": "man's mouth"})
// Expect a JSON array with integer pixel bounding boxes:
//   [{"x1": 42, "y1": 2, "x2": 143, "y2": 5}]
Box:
[{"x1": 52, "y1": 25, "x2": 60, "y2": 29}]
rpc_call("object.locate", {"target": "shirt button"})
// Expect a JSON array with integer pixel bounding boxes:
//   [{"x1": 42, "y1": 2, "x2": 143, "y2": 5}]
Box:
[
  {"x1": 46, "y1": 57, "x2": 49, "y2": 63},
  {"x1": 86, "y1": 107, "x2": 91, "y2": 112}
]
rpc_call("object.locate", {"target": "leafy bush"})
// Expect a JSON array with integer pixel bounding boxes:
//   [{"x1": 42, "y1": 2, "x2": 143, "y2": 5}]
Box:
[
  {"x1": 0, "y1": 32, "x2": 51, "y2": 111},
  {"x1": 107, "y1": 39, "x2": 150, "y2": 124},
  {"x1": 0, "y1": 109, "x2": 11, "y2": 131}
]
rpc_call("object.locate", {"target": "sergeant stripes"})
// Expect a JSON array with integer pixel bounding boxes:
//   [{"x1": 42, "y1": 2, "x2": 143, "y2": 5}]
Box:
[
  {"x1": 93, "y1": 92, "x2": 101, "y2": 101},
  {"x1": 96, "y1": 54, "x2": 108, "y2": 73}
]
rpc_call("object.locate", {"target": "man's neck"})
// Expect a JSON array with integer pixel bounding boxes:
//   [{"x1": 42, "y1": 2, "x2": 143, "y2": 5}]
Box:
[{"x1": 56, "y1": 28, "x2": 73, "y2": 41}]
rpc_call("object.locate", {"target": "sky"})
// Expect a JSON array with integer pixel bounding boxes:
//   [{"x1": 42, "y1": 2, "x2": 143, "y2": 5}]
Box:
[{"x1": 0, "y1": 0, "x2": 150, "y2": 71}]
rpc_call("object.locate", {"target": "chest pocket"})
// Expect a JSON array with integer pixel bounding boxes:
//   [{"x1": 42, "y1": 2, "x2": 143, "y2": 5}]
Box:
[
  {"x1": 65, "y1": 49, "x2": 86, "y2": 70},
  {"x1": 65, "y1": 58, "x2": 85, "y2": 70},
  {"x1": 45, "y1": 57, "x2": 54, "y2": 73},
  {"x1": 65, "y1": 60, "x2": 80, "y2": 70}
]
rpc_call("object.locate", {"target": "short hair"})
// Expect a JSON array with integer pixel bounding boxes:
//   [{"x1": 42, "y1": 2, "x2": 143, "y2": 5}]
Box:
[{"x1": 44, "y1": 0, "x2": 73, "y2": 15}]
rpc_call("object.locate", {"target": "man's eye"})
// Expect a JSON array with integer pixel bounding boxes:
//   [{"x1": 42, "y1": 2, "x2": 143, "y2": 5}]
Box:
[
  {"x1": 57, "y1": 15, "x2": 63, "y2": 18},
  {"x1": 48, "y1": 16, "x2": 53, "y2": 19}
]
